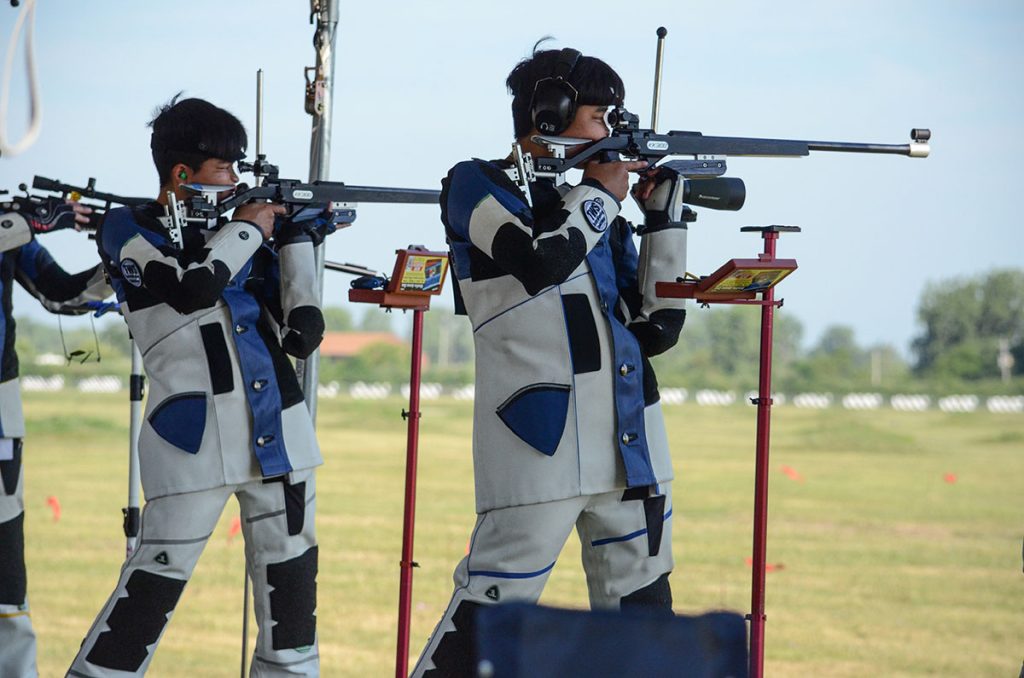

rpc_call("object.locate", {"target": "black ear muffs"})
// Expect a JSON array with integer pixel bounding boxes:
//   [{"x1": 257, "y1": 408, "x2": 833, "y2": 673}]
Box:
[{"x1": 530, "y1": 48, "x2": 581, "y2": 136}]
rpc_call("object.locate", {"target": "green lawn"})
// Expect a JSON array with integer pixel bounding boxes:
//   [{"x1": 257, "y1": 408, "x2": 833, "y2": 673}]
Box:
[{"x1": 21, "y1": 391, "x2": 1024, "y2": 676}]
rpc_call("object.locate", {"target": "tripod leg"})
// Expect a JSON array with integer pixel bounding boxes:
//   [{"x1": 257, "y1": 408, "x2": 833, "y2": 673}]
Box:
[
  {"x1": 241, "y1": 572, "x2": 250, "y2": 677},
  {"x1": 124, "y1": 340, "x2": 143, "y2": 557}
]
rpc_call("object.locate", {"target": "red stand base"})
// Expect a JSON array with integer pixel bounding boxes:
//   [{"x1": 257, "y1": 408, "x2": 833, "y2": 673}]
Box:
[
  {"x1": 347, "y1": 288, "x2": 431, "y2": 678},
  {"x1": 656, "y1": 226, "x2": 798, "y2": 678}
]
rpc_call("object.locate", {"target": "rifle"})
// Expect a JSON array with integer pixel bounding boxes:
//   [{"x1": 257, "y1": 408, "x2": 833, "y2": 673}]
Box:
[
  {"x1": 180, "y1": 156, "x2": 439, "y2": 230},
  {"x1": 2, "y1": 176, "x2": 148, "y2": 232},
  {"x1": 514, "y1": 106, "x2": 930, "y2": 214}
]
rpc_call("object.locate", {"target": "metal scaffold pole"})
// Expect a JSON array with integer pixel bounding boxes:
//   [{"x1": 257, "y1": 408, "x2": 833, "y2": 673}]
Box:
[{"x1": 297, "y1": 0, "x2": 339, "y2": 420}]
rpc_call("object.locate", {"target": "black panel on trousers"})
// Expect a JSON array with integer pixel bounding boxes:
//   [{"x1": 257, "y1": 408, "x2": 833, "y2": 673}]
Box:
[
  {"x1": 85, "y1": 570, "x2": 187, "y2": 671},
  {"x1": 0, "y1": 438, "x2": 21, "y2": 495},
  {"x1": 284, "y1": 480, "x2": 307, "y2": 536},
  {"x1": 0, "y1": 512, "x2": 27, "y2": 604},
  {"x1": 267, "y1": 546, "x2": 318, "y2": 650},
  {"x1": 621, "y1": 572, "x2": 673, "y2": 613},
  {"x1": 424, "y1": 600, "x2": 483, "y2": 678}
]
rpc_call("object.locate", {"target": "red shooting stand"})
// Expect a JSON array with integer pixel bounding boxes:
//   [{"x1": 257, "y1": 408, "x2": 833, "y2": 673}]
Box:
[
  {"x1": 656, "y1": 225, "x2": 799, "y2": 678},
  {"x1": 348, "y1": 247, "x2": 449, "y2": 678}
]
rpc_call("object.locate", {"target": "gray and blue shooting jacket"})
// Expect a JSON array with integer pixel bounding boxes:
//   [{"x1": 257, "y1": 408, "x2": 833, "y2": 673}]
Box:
[
  {"x1": 99, "y1": 203, "x2": 322, "y2": 499},
  {"x1": 442, "y1": 159, "x2": 684, "y2": 513},
  {"x1": 0, "y1": 212, "x2": 111, "y2": 440}
]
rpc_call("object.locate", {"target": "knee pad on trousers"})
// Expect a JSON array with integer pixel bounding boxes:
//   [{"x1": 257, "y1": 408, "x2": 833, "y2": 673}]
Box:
[
  {"x1": 86, "y1": 569, "x2": 186, "y2": 671},
  {"x1": 423, "y1": 599, "x2": 482, "y2": 678},
  {"x1": 267, "y1": 545, "x2": 318, "y2": 650},
  {"x1": 0, "y1": 512, "x2": 26, "y2": 605},
  {"x1": 621, "y1": 572, "x2": 673, "y2": 612},
  {"x1": 0, "y1": 439, "x2": 22, "y2": 496}
]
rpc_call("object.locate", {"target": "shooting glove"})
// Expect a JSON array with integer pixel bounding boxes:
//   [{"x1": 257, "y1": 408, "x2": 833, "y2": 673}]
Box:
[
  {"x1": 634, "y1": 165, "x2": 686, "y2": 228},
  {"x1": 275, "y1": 208, "x2": 336, "y2": 248},
  {"x1": 25, "y1": 199, "x2": 80, "y2": 233},
  {"x1": 631, "y1": 166, "x2": 688, "y2": 356}
]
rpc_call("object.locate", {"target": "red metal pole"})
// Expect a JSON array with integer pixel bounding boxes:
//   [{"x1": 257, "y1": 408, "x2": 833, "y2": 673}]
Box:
[
  {"x1": 396, "y1": 308, "x2": 425, "y2": 678},
  {"x1": 749, "y1": 231, "x2": 779, "y2": 678}
]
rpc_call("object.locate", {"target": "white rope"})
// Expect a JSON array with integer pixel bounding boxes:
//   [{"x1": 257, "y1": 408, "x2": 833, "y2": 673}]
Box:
[{"x1": 0, "y1": 0, "x2": 41, "y2": 157}]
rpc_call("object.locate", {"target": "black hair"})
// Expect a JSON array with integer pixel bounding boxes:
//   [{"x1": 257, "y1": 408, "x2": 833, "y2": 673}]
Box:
[
  {"x1": 506, "y1": 40, "x2": 625, "y2": 139},
  {"x1": 148, "y1": 94, "x2": 248, "y2": 186}
]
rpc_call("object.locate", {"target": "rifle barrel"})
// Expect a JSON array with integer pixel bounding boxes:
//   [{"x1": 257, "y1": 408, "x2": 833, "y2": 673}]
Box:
[
  {"x1": 666, "y1": 134, "x2": 810, "y2": 157},
  {"x1": 324, "y1": 260, "x2": 381, "y2": 276},
  {"x1": 325, "y1": 185, "x2": 440, "y2": 204},
  {"x1": 807, "y1": 140, "x2": 929, "y2": 157}
]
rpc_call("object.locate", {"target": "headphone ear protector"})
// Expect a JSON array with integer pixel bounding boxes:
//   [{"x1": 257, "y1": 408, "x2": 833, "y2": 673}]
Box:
[{"x1": 530, "y1": 48, "x2": 582, "y2": 136}]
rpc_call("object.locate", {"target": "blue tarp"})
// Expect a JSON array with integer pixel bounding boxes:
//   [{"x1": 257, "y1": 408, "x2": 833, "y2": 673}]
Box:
[{"x1": 476, "y1": 603, "x2": 748, "y2": 678}]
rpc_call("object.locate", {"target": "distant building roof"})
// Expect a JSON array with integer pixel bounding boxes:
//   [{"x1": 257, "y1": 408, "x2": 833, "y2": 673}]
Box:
[{"x1": 319, "y1": 331, "x2": 405, "y2": 358}]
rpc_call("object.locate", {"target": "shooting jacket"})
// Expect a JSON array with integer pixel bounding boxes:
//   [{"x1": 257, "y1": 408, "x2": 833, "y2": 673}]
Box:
[
  {"x1": 99, "y1": 204, "x2": 323, "y2": 499},
  {"x1": 441, "y1": 159, "x2": 687, "y2": 512},
  {"x1": 0, "y1": 211, "x2": 111, "y2": 438}
]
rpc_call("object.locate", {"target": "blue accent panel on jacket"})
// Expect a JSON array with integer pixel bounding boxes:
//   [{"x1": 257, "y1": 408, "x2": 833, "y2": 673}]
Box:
[
  {"x1": 614, "y1": 224, "x2": 641, "y2": 294},
  {"x1": 586, "y1": 230, "x2": 656, "y2": 487},
  {"x1": 101, "y1": 207, "x2": 168, "y2": 266},
  {"x1": 15, "y1": 239, "x2": 44, "y2": 281},
  {"x1": 149, "y1": 393, "x2": 207, "y2": 454},
  {"x1": 262, "y1": 245, "x2": 281, "y2": 299},
  {"x1": 446, "y1": 161, "x2": 529, "y2": 241},
  {"x1": 496, "y1": 384, "x2": 570, "y2": 456},
  {"x1": 109, "y1": 276, "x2": 126, "y2": 302},
  {"x1": 221, "y1": 261, "x2": 291, "y2": 477},
  {"x1": 449, "y1": 238, "x2": 473, "y2": 281},
  {"x1": 100, "y1": 207, "x2": 169, "y2": 304}
]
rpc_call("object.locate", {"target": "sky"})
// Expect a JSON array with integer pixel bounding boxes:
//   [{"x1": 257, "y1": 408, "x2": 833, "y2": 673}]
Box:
[{"x1": 1, "y1": 1, "x2": 1022, "y2": 357}]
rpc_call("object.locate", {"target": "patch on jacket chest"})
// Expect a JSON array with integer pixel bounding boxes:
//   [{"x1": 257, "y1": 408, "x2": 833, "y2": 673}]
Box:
[
  {"x1": 582, "y1": 197, "x2": 608, "y2": 233},
  {"x1": 120, "y1": 258, "x2": 143, "y2": 287}
]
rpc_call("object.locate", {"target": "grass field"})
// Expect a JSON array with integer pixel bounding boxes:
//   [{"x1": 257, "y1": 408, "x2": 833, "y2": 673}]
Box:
[{"x1": 19, "y1": 391, "x2": 1024, "y2": 676}]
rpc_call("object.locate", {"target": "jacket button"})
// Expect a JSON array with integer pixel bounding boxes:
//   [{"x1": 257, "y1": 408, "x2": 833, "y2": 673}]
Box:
[
  {"x1": 256, "y1": 434, "x2": 275, "y2": 447},
  {"x1": 619, "y1": 363, "x2": 632, "y2": 377},
  {"x1": 621, "y1": 432, "x2": 631, "y2": 444},
  {"x1": 252, "y1": 379, "x2": 267, "y2": 392},
  {"x1": 235, "y1": 324, "x2": 247, "y2": 334}
]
